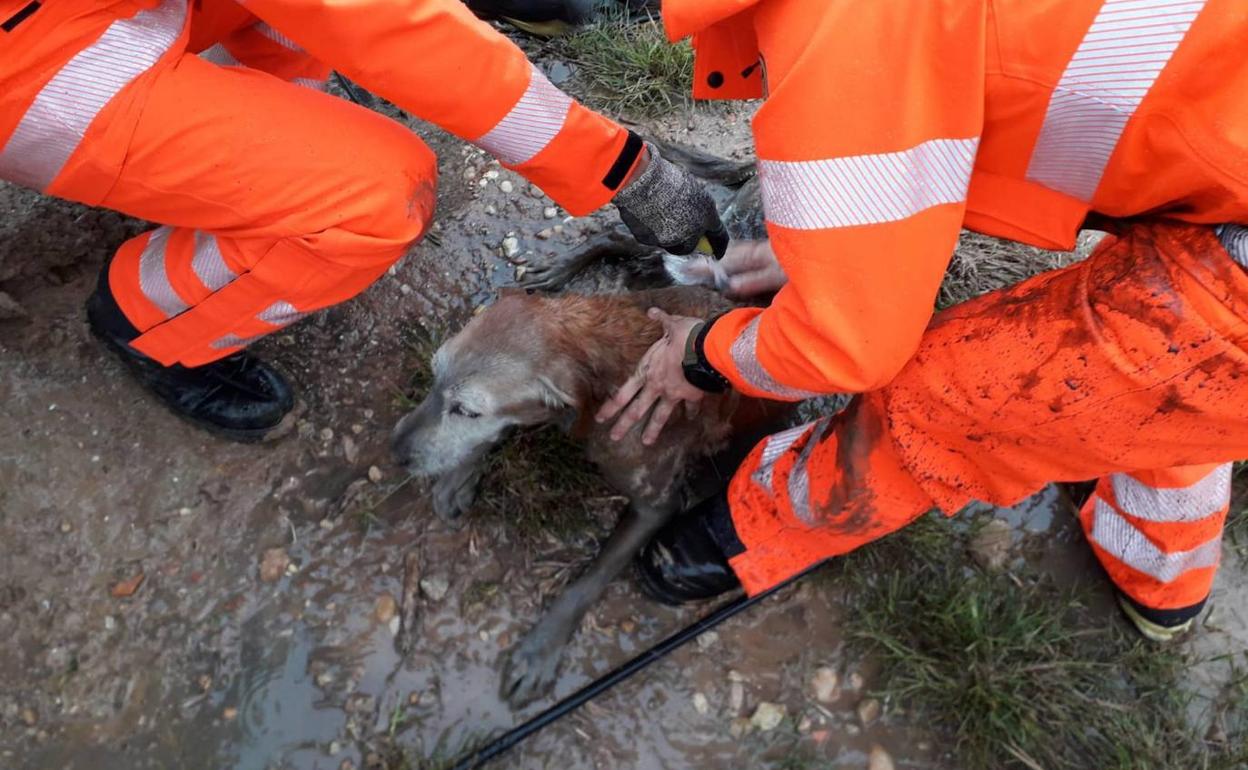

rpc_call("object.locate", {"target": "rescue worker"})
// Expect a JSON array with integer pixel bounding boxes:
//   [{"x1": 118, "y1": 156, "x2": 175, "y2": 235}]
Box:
[
  {"x1": 599, "y1": 0, "x2": 1248, "y2": 642},
  {"x1": 0, "y1": 0, "x2": 725, "y2": 441}
]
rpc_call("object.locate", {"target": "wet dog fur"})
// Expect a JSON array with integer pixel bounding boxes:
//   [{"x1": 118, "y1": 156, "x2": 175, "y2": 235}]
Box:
[{"x1": 391, "y1": 285, "x2": 790, "y2": 707}]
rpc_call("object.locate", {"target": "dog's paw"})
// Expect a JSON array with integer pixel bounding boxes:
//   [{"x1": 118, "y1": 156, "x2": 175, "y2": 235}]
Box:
[
  {"x1": 500, "y1": 630, "x2": 565, "y2": 708},
  {"x1": 515, "y1": 258, "x2": 578, "y2": 292},
  {"x1": 431, "y1": 472, "x2": 478, "y2": 526}
]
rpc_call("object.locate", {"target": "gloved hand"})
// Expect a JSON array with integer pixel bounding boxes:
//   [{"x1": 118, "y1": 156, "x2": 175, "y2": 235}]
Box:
[{"x1": 614, "y1": 145, "x2": 729, "y2": 257}]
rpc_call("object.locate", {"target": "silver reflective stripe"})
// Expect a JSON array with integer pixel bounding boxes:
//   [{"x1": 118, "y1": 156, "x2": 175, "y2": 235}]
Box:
[
  {"x1": 255, "y1": 22, "x2": 302, "y2": 52},
  {"x1": 1218, "y1": 224, "x2": 1248, "y2": 269},
  {"x1": 291, "y1": 77, "x2": 328, "y2": 92},
  {"x1": 210, "y1": 301, "x2": 309, "y2": 350},
  {"x1": 1091, "y1": 498, "x2": 1221, "y2": 582},
  {"x1": 752, "y1": 420, "x2": 820, "y2": 492},
  {"x1": 1110, "y1": 464, "x2": 1231, "y2": 523},
  {"x1": 787, "y1": 419, "x2": 831, "y2": 524},
  {"x1": 198, "y1": 43, "x2": 239, "y2": 67},
  {"x1": 190, "y1": 231, "x2": 237, "y2": 292},
  {"x1": 138, "y1": 227, "x2": 189, "y2": 319},
  {"x1": 1026, "y1": 0, "x2": 1207, "y2": 202},
  {"x1": 758, "y1": 137, "x2": 979, "y2": 231},
  {"x1": 729, "y1": 316, "x2": 822, "y2": 400},
  {"x1": 475, "y1": 66, "x2": 573, "y2": 166},
  {"x1": 0, "y1": 0, "x2": 187, "y2": 192}
]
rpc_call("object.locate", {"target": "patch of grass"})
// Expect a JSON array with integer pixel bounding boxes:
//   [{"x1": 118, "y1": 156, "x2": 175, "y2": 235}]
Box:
[
  {"x1": 940, "y1": 232, "x2": 1084, "y2": 309},
  {"x1": 1227, "y1": 464, "x2": 1248, "y2": 562},
  {"x1": 836, "y1": 514, "x2": 1238, "y2": 770},
  {"x1": 551, "y1": 12, "x2": 693, "y2": 117}
]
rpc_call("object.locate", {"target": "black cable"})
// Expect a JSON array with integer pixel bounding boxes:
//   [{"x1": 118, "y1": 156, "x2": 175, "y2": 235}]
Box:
[{"x1": 449, "y1": 560, "x2": 828, "y2": 770}]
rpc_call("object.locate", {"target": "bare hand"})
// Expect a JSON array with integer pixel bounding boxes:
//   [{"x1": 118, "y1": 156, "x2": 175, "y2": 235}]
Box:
[
  {"x1": 720, "y1": 240, "x2": 787, "y2": 299},
  {"x1": 595, "y1": 309, "x2": 704, "y2": 445}
]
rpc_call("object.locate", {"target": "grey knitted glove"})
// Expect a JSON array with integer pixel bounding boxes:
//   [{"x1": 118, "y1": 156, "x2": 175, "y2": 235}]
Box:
[{"x1": 614, "y1": 146, "x2": 729, "y2": 257}]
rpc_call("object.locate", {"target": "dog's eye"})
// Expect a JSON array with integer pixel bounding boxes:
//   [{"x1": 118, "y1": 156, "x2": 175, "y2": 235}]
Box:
[{"x1": 449, "y1": 402, "x2": 481, "y2": 419}]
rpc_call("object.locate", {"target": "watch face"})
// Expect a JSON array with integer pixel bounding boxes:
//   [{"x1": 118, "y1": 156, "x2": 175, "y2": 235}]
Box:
[{"x1": 683, "y1": 363, "x2": 726, "y2": 393}]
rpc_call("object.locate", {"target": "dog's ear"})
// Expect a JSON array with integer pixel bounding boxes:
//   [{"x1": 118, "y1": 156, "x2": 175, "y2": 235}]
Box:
[{"x1": 536, "y1": 362, "x2": 589, "y2": 432}]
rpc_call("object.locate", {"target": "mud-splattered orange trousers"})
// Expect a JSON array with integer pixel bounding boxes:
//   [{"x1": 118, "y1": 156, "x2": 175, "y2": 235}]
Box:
[
  {"x1": 0, "y1": 0, "x2": 436, "y2": 366},
  {"x1": 728, "y1": 221, "x2": 1248, "y2": 618}
]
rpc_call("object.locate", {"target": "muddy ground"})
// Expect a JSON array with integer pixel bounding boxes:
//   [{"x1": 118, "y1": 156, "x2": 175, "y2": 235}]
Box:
[{"x1": 3, "y1": 67, "x2": 1247, "y2": 770}]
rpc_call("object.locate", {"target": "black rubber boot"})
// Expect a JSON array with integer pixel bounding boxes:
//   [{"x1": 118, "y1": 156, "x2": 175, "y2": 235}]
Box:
[
  {"x1": 86, "y1": 266, "x2": 294, "y2": 443},
  {"x1": 635, "y1": 493, "x2": 743, "y2": 605}
]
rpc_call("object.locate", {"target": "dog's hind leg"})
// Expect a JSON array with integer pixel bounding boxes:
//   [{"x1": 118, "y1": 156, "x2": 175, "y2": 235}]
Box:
[
  {"x1": 500, "y1": 502, "x2": 674, "y2": 707},
  {"x1": 517, "y1": 228, "x2": 663, "y2": 292}
]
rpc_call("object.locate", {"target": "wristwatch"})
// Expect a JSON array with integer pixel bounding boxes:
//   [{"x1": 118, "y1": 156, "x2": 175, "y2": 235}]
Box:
[{"x1": 682, "y1": 318, "x2": 730, "y2": 393}]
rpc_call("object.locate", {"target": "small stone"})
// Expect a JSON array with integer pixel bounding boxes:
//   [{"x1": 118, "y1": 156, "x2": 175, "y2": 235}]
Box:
[
  {"x1": 198, "y1": 674, "x2": 213, "y2": 692},
  {"x1": 868, "y1": 745, "x2": 896, "y2": 770},
  {"x1": 485, "y1": 204, "x2": 497, "y2": 216},
  {"x1": 535, "y1": 228, "x2": 553, "y2": 240},
  {"x1": 319, "y1": 518, "x2": 334, "y2": 530},
  {"x1": 328, "y1": 741, "x2": 341, "y2": 756},
  {"x1": 502, "y1": 237, "x2": 521, "y2": 259},
  {"x1": 543, "y1": 206, "x2": 558, "y2": 219},
  {"x1": 399, "y1": 283, "x2": 412, "y2": 296},
  {"x1": 696, "y1": 631, "x2": 719, "y2": 650},
  {"x1": 374, "y1": 593, "x2": 398, "y2": 623},
  {"x1": 364, "y1": 409, "x2": 374, "y2": 420},
  {"x1": 104, "y1": 615, "x2": 116, "y2": 631},
  {"x1": 729, "y1": 681, "x2": 745, "y2": 714},
  {"x1": 749, "y1": 702, "x2": 786, "y2": 732},
  {"x1": 620, "y1": 619, "x2": 637, "y2": 634},
  {"x1": 368, "y1": 466, "x2": 383, "y2": 483},
  {"x1": 111, "y1": 573, "x2": 145, "y2": 598},
  {"x1": 728, "y1": 717, "x2": 752, "y2": 739},
  {"x1": 342, "y1": 436, "x2": 359, "y2": 465},
  {"x1": 727, "y1": 670, "x2": 746, "y2": 683},
  {"x1": 420, "y1": 575, "x2": 450, "y2": 602},
  {"x1": 388, "y1": 616, "x2": 400, "y2": 636},
  {"x1": 60, "y1": 522, "x2": 73, "y2": 534},
  {"x1": 285, "y1": 563, "x2": 299, "y2": 576},
  {"x1": 857, "y1": 697, "x2": 881, "y2": 726},
  {"x1": 259, "y1": 548, "x2": 290, "y2": 583},
  {"x1": 408, "y1": 692, "x2": 421, "y2": 706},
  {"x1": 692, "y1": 692, "x2": 710, "y2": 716},
  {"x1": 316, "y1": 672, "x2": 333, "y2": 688},
  {"x1": 845, "y1": 723, "x2": 861, "y2": 736},
  {"x1": 499, "y1": 180, "x2": 514, "y2": 193},
  {"x1": 970, "y1": 518, "x2": 1014, "y2": 572},
  {"x1": 797, "y1": 715, "x2": 813, "y2": 734},
  {"x1": 484, "y1": 170, "x2": 500, "y2": 180},
  {"x1": 812, "y1": 667, "x2": 839, "y2": 704},
  {"x1": 1206, "y1": 720, "x2": 1229, "y2": 744},
  {"x1": 351, "y1": 424, "x2": 365, "y2": 435},
  {"x1": 320, "y1": 427, "x2": 334, "y2": 442},
  {"x1": 222, "y1": 706, "x2": 238, "y2": 721},
  {"x1": 847, "y1": 672, "x2": 865, "y2": 692},
  {"x1": 19, "y1": 708, "x2": 37, "y2": 727}
]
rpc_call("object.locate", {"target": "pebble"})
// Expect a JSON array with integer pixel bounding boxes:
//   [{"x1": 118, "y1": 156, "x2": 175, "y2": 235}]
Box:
[
  {"x1": 499, "y1": 180, "x2": 514, "y2": 193},
  {"x1": 696, "y1": 631, "x2": 719, "y2": 650},
  {"x1": 388, "y1": 616, "x2": 400, "y2": 637},
  {"x1": 342, "y1": 436, "x2": 359, "y2": 465},
  {"x1": 104, "y1": 616, "x2": 116, "y2": 631},
  {"x1": 420, "y1": 575, "x2": 450, "y2": 602},
  {"x1": 727, "y1": 670, "x2": 746, "y2": 683},
  {"x1": 351, "y1": 424, "x2": 365, "y2": 435},
  {"x1": 198, "y1": 674, "x2": 213, "y2": 692},
  {"x1": 729, "y1": 681, "x2": 745, "y2": 714},
  {"x1": 797, "y1": 715, "x2": 813, "y2": 734},
  {"x1": 328, "y1": 741, "x2": 341, "y2": 755},
  {"x1": 502, "y1": 237, "x2": 521, "y2": 259},
  {"x1": 259, "y1": 548, "x2": 290, "y2": 583},
  {"x1": 619, "y1": 619, "x2": 637, "y2": 634},
  {"x1": 485, "y1": 204, "x2": 497, "y2": 216},
  {"x1": 316, "y1": 672, "x2": 334, "y2": 688},
  {"x1": 857, "y1": 697, "x2": 881, "y2": 726},
  {"x1": 970, "y1": 518, "x2": 1014, "y2": 572},
  {"x1": 320, "y1": 427, "x2": 334, "y2": 442},
  {"x1": 543, "y1": 206, "x2": 558, "y2": 219},
  {"x1": 692, "y1": 692, "x2": 710, "y2": 716},
  {"x1": 868, "y1": 745, "x2": 896, "y2": 770},
  {"x1": 222, "y1": 707, "x2": 238, "y2": 721},
  {"x1": 19, "y1": 708, "x2": 37, "y2": 727},
  {"x1": 749, "y1": 702, "x2": 786, "y2": 732},
  {"x1": 535, "y1": 229, "x2": 553, "y2": 240},
  {"x1": 368, "y1": 466, "x2": 383, "y2": 483},
  {"x1": 319, "y1": 518, "x2": 334, "y2": 530},
  {"x1": 374, "y1": 593, "x2": 398, "y2": 624},
  {"x1": 364, "y1": 409, "x2": 374, "y2": 419},
  {"x1": 848, "y1": 672, "x2": 865, "y2": 692},
  {"x1": 484, "y1": 170, "x2": 499, "y2": 180},
  {"x1": 728, "y1": 717, "x2": 752, "y2": 739},
  {"x1": 59, "y1": 522, "x2": 72, "y2": 534},
  {"x1": 812, "y1": 667, "x2": 839, "y2": 703}
]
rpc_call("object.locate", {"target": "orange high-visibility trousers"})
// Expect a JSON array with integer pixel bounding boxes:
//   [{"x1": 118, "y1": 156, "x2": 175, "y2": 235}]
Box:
[
  {"x1": 0, "y1": 0, "x2": 435, "y2": 366},
  {"x1": 727, "y1": 221, "x2": 1247, "y2": 621}
]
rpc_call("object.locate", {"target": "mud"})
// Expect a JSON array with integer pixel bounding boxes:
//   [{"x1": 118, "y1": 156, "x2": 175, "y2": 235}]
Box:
[{"x1": 3, "y1": 69, "x2": 1246, "y2": 770}]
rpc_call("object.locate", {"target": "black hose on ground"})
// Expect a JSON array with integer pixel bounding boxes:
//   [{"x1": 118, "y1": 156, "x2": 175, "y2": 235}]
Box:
[{"x1": 449, "y1": 560, "x2": 828, "y2": 770}]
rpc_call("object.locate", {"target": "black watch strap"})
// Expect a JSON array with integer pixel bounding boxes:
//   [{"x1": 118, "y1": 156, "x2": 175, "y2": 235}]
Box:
[{"x1": 684, "y1": 316, "x2": 730, "y2": 393}]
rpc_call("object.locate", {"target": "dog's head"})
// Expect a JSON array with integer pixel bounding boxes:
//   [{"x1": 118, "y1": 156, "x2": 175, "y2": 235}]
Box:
[{"x1": 391, "y1": 292, "x2": 586, "y2": 477}]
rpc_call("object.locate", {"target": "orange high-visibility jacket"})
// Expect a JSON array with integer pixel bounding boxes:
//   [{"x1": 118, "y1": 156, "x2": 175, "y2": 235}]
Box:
[
  {"x1": 0, "y1": 0, "x2": 639, "y2": 215},
  {"x1": 663, "y1": 0, "x2": 1248, "y2": 400}
]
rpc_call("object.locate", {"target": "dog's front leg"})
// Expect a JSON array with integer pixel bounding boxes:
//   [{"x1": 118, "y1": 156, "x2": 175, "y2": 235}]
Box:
[
  {"x1": 501, "y1": 505, "x2": 672, "y2": 708},
  {"x1": 430, "y1": 451, "x2": 488, "y2": 527}
]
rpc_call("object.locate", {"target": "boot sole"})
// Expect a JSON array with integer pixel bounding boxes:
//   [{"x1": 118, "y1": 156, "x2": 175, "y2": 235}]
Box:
[{"x1": 89, "y1": 325, "x2": 291, "y2": 445}]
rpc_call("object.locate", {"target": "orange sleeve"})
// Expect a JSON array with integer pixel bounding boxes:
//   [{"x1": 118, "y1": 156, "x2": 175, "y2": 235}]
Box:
[
  {"x1": 703, "y1": 0, "x2": 987, "y2": 399},
  {"x1": 241, "y1": 0, "x2": 634, "y2": 215}
]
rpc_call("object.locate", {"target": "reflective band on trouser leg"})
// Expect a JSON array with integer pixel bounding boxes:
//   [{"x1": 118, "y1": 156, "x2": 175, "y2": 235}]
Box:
[
  {"x1": 1218, "y1": 224, "x2": 1248, "y2": 269},
  {"x1": 1080, "y1": 463, "x2": 1229, "y2": 611},
  {"x1": 1026, "y1": 0, "x2": 1208, "y2": 202},
  {"x1": 0, "y1": 0, "x2": 187, "y2": 191},
  {"x1": 109, "y1": 226, "x2": 243, "y2": 333},
  {"x1": 725, "y1": 393, "x2": 936, "y2": 595},
  {"x1": 473, "y1": 64, "x2": 573, "y2": 166}
]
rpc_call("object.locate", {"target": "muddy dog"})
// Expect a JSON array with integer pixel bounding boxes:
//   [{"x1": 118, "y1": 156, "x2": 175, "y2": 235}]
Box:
[{"x1": 391, "y1": 286, "x2": 790, "y2": 707}]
